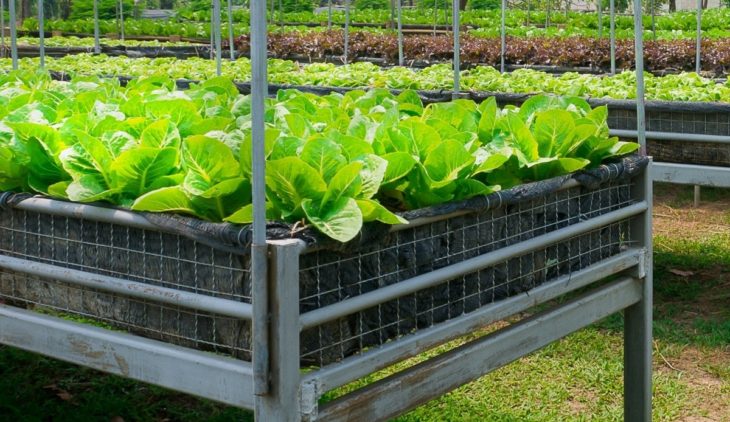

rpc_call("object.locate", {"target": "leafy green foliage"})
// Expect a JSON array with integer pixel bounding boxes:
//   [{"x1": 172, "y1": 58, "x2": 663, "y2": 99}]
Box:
[
  {"x1": 355, "y1": 0, "x2": 390, "y2": 9},
  {"x1": 69, "y1": 0, "x2": 134, "y2": 20},
  {"x1": 0, "y1": 72, "x2": 634, "y2": 242}
]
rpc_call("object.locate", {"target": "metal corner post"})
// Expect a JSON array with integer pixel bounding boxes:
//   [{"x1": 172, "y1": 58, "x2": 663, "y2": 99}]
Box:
[
  {"x1": 451, "y1": 0, "x2": 459, "y2": 99},
  {"x1": 250, "y1": 0, "x2": 270, "y2": 402},
  {"x1": 624, "y1": 159, "x2": 653, "y2": 422},
  {"x1": 255, "y1": 239, "x2": 305, "y2": 421}
]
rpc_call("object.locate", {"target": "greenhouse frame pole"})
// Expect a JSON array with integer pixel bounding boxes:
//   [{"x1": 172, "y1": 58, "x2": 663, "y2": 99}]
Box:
[
  {"x1": 1, "y1": 0, "x2": 4, "y2": 59},
  {"x1": 248, "y1": 0, "x2": 271, "y2": 407},
  {"x1": 597, "y1": 0, "x2": 602, "y2": 39},
  {"x1": 38, "y1": 0, "x2": 44, "y2": 68},
  {"x1": 500, "y1": 0, "x2": 505, "y2": 73},
  {"x1": 269, "y1": 0, "x2": 274, "y2": 25},
  {"x1": 344, "y1": 0, "x2": 350, "y2": 63},
  {"x1": 214, "y1": 0, "x2": 222, "y2": 75},
  {"x1": 633, "y1": 0, "x2": 646, "y2": 153},
  {"x1": 433, "y1": 0, "x2": 437, "y2": 37},
  {"x1": 397, "y1": 0, "x2": 403, "y2": 66},
  {"x1": 227, "y1": 0, "x2": 235, "y2": 60},
  {"x1": 625, "y1": 4, "x2": 652, "y2": 421},
  {"x1": 278, "y1": 0, "x2": 282, "y2": 26},
  {"x1": 696, "y1": 0, "x2": 701, "y2": 73},
  {"x1": 93, "y1": 0, "x2": 100, "y2": 54},
  {"x1": 452, "y1": 0, "x2": 459, "y2": 98},
  {"x1": 9, "y1": 0, "x2": 16, "y2": 69},
  {"x1": 545, "y1": 0, "x2": 550, "y2": 28},
  {"x1": 210, "y1": 7, "x2": 215, "y2": 59},
  {"x1": 327, "y1": 0, "x2": 332, "y2": 30},
  {"x1": 119, "y1": 0, "x2": 124, "y2": 41},
  {"x1": 610, "y1": 0, "x2": 615, "y2": 74},
  {"x1": 650, "y1": 0, "x2": 655, "y2": 40}
]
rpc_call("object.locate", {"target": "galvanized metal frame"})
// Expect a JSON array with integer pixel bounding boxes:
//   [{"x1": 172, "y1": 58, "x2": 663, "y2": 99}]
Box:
[
  {"x1": 0, "y1": 166, "x2": 653, "y2": 421},
  {"x1": 611, "y1": 129, "x2": 730, "y2": 188}
]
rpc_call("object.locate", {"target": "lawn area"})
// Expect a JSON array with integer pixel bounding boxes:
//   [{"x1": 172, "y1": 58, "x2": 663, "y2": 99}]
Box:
[{"x1": 0, "y1": 183, "x2": 728, "y2": 421}]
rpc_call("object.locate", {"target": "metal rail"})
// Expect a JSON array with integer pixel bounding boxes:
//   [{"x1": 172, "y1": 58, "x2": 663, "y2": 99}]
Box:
[
  {"x1": 0, "y1": 305, "x2": 256, "y2": 409},
  {"x1": 610, "y1": 129, "x2": 730, "y2": 144},
  {"x1": 0, "y1": 255, "x2": 253, "y2": 320},
  {"x1": 652, "y1": 162, "x2": 730, "y2": 187},
  {"x1": 300, "y1": 201, "x2": 648, "y2": 330},
  {"x1": 305, "y1": 248, "x2": 645, "y2": 392},
  {"x1": 317, "y1": 277, "x2": 643, "y2": 421}
]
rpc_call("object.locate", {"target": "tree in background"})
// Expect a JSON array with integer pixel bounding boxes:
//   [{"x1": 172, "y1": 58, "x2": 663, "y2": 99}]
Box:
[
  {"x1": 355, "y1": 0, "x2": 389, "y2": 9},
  {"x1": 467, "y1": 0, "x2": 499, "y2": 10},
  {"x1": 69, "y1": 0, "x2": 135, "y2": 19}
]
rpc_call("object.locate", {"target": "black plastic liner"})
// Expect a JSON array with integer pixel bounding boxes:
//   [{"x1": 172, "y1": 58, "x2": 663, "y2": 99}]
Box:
[{"x1": 7, "y1": 44, "x2": 213, "y2": 59}]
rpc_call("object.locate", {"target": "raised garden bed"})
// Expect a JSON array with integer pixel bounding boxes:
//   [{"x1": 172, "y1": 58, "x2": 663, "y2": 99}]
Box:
[{"x1": 0, "y1": 156, "x2": 647, "y2": 366}]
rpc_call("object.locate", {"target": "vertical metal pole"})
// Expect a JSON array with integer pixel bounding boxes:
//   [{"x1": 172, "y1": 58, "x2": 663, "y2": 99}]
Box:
[
  {"x1": 610, "y1": 0, "x2": 616, "y2": 74},
  {"x1": 327, "y1": 0, "x2": 332, "y2": 30},
  {"x1": 38, "y1": 0, "x2": 44, "y2": 68},
  {"x1": 597, "y1": 0, "x2": 603, "y2": 39},
  {"x1": 1, "y1": 0, "x2": 5, "y2": 59},
  {"x1": 250, "y1": 0, "x2": 270, "y2": 404},
  {"x1": 227, "y1": 0, "x2": 235, "y2": 60},
  {"x1": 210, "y1": 6, "x2": 215, "y2": 59},
  {"x1": 527, "y1": 0, "x2": 531, "y2": 25},
  {"x1": 633, "y1": 0, "x2": 646, "y2": 153},
  {"x1": 500, "y1": 0, "x2": 505, "y2": 73},
  {"x1": 625, "y1": 162, "x2": 653, "y2": 422},
  {"x1": 545, "y1": 0, "x2": 550, "y2": 28},
  {"x1": 119, "y1": 0, "x2": 125, "y2": 41},
  {"x1": 214, "y1": 0, "x2": 222, "y2": 75},
  {"x1": 344, "y1": 0, "x2": 350, "y2": 63},
  {"x1": 397, "y1": 0, "x2": 403, "y2": 66},
  {"x1": 696, "y1": 0, "x2": 701, "y2": 73},
  {"x1": 255, "y1": 240, "x2": 304, "y2": 420},
  {"x1": 269, "y1": 0, "x2": 274, "y2": 25},
  {"x1": 277, "y1": 0, "x2": 282, "y2": 26},
  {"x1": 650, "y1": 0, "x2": 655, "y2": 40},
  {"x1": 693, "y1": 185, "x2": 701, "y2": 207},
  {"x1": 433, "y1": 0, "x2": 437, "y2": 36},
  {"x1": 93, "y1": 0, "x2": 100, "y2": 54},
  {"x1": 9, "y1": 0, "x2": 16, "y2": 69},
  {"x1": 452, "y1": 0, "x2": 459, "y2": 98}
]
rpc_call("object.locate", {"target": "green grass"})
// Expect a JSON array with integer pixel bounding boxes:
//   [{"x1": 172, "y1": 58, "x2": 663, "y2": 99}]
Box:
[{"x1": 1, "y1": 211, "x2": 728, "y2": 421}]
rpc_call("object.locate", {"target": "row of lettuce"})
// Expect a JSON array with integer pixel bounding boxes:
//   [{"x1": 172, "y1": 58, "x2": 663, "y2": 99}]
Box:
[
  {"x1": 21, "y1": 8, "x2": 730, "y2": 40},
  {"x1": 0, "y1": 73, "x2": 636, "y2": 242},
  {"x1": 7, "y1": 54, "x2": 730, "y2": 103}
]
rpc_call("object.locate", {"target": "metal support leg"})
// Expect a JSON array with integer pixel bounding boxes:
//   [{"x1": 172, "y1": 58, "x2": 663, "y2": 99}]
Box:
[
  {"x1": 625, "y1": 162, "x2": 653, "y2": 422},
  {"x1": 254, "y1": 240, "x2": 305, "y2": 421},
  {"x1": 694, "y1": 185, "x2": 701, "y2": 207}
]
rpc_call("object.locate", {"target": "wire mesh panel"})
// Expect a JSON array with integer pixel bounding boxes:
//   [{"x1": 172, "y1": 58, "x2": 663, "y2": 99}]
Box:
[
  {"x1": 608, "y1": 107, "x2": 730, "y2": 167},
  {"x1": 0, "y1": 210, "x2": 253, "y2": 360},
  {"x1": 298, "y1": 177, "x2": 637, "y2": 366}
]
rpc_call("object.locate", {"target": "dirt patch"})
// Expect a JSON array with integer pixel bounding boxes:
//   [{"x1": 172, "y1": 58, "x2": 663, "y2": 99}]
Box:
[
  {"x1": 657, "y1": 346, "x2": 730, "y2": 422},
  {"x1": 653, "y1": 184, "x2": 730, "y2": 240}
]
